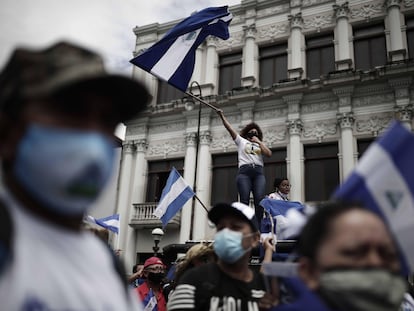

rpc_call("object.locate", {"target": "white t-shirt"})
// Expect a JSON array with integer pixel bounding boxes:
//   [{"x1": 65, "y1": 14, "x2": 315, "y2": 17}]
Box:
[
  {"x1": 268, "y1": 191, "x2": 289, "y2": 201},
  {"x1": 234, "y1": 134, "x2": 264, "y2": 167},
  {"x1": 0, "y1": 187, "x2": 142, "y2": 311}
]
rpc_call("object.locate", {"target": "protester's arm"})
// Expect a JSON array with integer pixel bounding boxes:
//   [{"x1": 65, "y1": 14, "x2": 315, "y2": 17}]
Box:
[
  {"x1": 260, "y1": 236, "x2": 275, "y2": 273},
  {"x1": 217, "y1": 109, "x2": 238, "y2": 140},
  {"x1": 127, "y1": 265, "x2": 143, "y2": 284},
  {"x1": 259, "y1": 237, "x2": 280, "y2": 310},
  {"x1": 251, "y1": 135, "x2": 272, "y2": 157}
]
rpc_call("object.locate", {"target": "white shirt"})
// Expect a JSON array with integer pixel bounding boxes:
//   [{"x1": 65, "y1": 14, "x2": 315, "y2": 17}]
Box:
[
  {"x1": 268, "y1": 191, "x2": 289, "y2": 201},
  {"x1": 0, "y1": 186, "x2": 142, "y2": 311},
  {"x1": 234, "y1": 134, "x2": 264, "y2": 167}
]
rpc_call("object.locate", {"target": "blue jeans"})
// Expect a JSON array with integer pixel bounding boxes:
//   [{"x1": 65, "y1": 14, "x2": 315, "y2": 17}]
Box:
[{"x1": 236, "y1": 164, "x2": 266, "y2": 224}]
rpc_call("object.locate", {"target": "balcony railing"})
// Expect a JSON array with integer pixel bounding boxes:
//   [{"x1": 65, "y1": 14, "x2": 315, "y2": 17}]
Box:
[{"x1": 130, "y1": 202, "x2": 181, "y2": 229}]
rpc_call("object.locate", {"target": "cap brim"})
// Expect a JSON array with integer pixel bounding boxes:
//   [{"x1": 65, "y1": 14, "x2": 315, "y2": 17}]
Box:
[
  {"x1": 55, "y1": 74, "x2": 151, "y2": 123},
  {"x1": 208, "y1": 203, "x2": 259, "y2": 232}
]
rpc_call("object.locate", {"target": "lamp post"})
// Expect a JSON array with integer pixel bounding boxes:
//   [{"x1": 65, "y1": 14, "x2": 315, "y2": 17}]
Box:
[
  {"x1": 184, "y1": 81, "x2": 202, "y2": 241},
  {"x1": 151, "y1": 227, "x2": 164, "y2": 257}
]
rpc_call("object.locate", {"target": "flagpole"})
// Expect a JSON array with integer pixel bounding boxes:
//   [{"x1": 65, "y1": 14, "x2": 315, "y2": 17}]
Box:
[
  {"x1": 184, "y1": 90, "x2": 220, "y2": 112},
  {"x1": 194, "y1": 194, "x2": 209, "y2": 213},
  {"x1": 186, "y1": 81, "x2": 210, "y2": 241}
]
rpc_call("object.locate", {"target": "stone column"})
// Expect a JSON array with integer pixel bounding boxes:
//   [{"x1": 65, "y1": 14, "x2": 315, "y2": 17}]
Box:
[
  {"x1": 333, "y1": 86, "x2": 355, "y2": 181},
  {"x1": 333, "y1": 2, "x2": 352, "y2": 70},
  {"x1": 116, "y1": 141, "x2": 135, "y2": 254},
  {"x1": 242, "y1": 24, "x2": 258, "y2": 87},
  {"x1": 193, "y1": 46, "x2": 204, "y2": 84},
  {"x1": 204, "y1": 37, "x2": 218, "y2": 95},
  {"x1": 337, "y1": 113, "x2": 355, "y2": 180},
  {"x1": 286, "y1": 119, "x2": 303, "y2": 202},
  {"x1": 390, "y1": 77, "x2": 413, "y2": 129},
  {"x1": 284, "y1": 93, "x2": 303, "y2": 201},
  {"x1": 193, "y1": 130, "x2": 212, "y2": 241},
  {"x1": 124, "y1": 139, "x2": 148, "y2": 271},
  {"x1": 288, "y1": 13, "x2": 304, "y2": 79},
  {"x1": 180, "y1": 132, "x2": 197, "y2": 243},
  {"x1": 385, "y1": 0, "x2": 405, "y2": 61}
]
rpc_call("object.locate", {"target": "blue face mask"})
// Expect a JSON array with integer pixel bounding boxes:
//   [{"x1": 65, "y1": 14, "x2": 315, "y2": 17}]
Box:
[
  {"x1": 213, "y1": 228, "x2": 254, "y2": 263},
  {"x1": 14, "y1": 123, "x2": 115, "y2": 216}
]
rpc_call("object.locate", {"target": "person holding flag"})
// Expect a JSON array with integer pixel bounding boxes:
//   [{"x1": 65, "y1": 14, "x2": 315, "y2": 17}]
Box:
[
  {"x1": 217, "y1": 109, "x2": 272, "y2": 227},
  {"x1": 136, "y1": 257, "x2": 168, "y2": 311}
]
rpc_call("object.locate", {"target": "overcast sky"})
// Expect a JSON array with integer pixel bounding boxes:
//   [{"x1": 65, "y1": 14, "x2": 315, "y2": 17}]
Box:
[{"x1": 0, "y1": 0, "x2": 241, "y2": 75}]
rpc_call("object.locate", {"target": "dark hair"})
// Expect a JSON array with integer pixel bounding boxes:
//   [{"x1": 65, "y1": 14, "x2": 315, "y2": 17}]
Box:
[
  {"x1": 274, "y1": 177, "x2": 288, "y2": 189},
  {"x1": 240, "y1": 122, "x2": 263, "y2": 141},
  {"x1": 297, "y1": 200, "x2": 369, "y2": 261}
]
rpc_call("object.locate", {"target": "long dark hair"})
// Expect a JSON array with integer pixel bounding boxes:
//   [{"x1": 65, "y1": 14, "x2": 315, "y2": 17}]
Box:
[{"x1": 240, "y1": 122, "x2": 263, "y2": 141}]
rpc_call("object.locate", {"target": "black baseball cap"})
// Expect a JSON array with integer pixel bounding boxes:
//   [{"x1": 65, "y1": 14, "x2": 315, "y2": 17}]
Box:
[
  {"x1": 208, "y1": 202, "x2": 259, "y2": 232},
  {"x1": 0, "y1": 41, "x2": 151, "y2": 122}
]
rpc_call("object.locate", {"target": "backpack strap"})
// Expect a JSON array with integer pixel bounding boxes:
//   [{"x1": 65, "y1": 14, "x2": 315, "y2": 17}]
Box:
[{"x1": 0, "y1": 199, "x2": 13, "y2": 275}]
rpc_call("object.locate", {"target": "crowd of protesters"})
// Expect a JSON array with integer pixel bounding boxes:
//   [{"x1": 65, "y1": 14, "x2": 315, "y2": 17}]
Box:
[{"x1": 1, "y1": 39, "x2": 413, "y2": 311}]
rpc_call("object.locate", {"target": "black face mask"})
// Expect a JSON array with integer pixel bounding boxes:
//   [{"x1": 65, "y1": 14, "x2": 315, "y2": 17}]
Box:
[
  {"x1": 246, "y1": 132, "x2": 257, "y2": 139},
  {"x1": 147, "y1": 272, "x2": 165, "y2": 284}
]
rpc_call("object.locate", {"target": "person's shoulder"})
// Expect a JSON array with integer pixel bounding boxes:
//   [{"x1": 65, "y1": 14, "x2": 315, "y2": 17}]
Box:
[
  {"x1": 179, "y1": 262, "x2": 219, "y2": 284},
  {"x1": 234, "y1": 134, "x2": 244, "y2": 143}
]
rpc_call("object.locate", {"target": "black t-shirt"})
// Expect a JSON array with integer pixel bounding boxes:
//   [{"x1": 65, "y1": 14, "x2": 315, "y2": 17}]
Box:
[{"x1": 167, "y1": 262, "x2": 267, "y2": 311}]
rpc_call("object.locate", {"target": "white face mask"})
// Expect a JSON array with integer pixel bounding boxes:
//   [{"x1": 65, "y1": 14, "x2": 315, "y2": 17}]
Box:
[
  {"x1": 318, "y1": 269, "x2": 406, "y2": 311},
  {"x1": 14, "y1": 123, "x2": 115, "y2": 216}
]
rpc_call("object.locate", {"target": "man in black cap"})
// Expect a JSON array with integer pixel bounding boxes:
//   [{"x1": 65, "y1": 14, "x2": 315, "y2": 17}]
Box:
[
  {"x1": 0, "y1": 41, "x2": 150, "y2": 310},
  {"x1": 167, "y1": 201, "x2": 276, "y2": 310}
]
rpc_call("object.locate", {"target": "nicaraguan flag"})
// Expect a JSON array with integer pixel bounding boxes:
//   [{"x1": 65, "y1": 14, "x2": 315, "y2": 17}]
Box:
[
  {"x1": 153, "y1": 167, "x2": 195, "y2": 226},
  {"x1": 87, "y1": 214, "x2": 120, "y2": 234},
  {"x1": 130, "y1": 6, "x2": 232, "y2": 92},
  {"x1": 333, "y1": 121, "x2": 414, "y2": 275},
  {"x1": 143, "y1": 288, "x2": 158, "y2": 311},
  {"x1": 260, "y1": 198, "x2": 305, "y2": 217}
]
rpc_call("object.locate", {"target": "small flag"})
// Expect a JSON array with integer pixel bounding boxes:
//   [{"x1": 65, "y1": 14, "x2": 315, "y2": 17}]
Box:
[
  {"x1": 153, "y1": 167, "x2": 195, "y2": 227},
  {"x1": 259, "y1": 198, "x2": 306, "y2": 240},
  {"x1": 260, "y1": 198, "x2": 305, "y2": 217},
  {"x1": 333, "y1": 121, "x2": 414, "y2": 275},
  {"x1": 130, "y1": 6, "x2": 233, "y2": 92},
  {"x1": 87, "y1": 214, "x2": 120, "y2": 234},
  {"x1": 143, "y1": 288, "x2": 158, "y2": 311}
]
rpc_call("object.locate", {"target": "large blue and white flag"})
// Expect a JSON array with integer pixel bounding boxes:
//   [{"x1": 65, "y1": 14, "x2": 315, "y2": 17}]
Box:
[
  {"x1": 153, "y1": 167, "x2": 195, "y2": 227},
  {"x1": 333, "y1": 121, "x2": 414, "y2": 275},
  {"x1": 143, "y1": 288, "x2": 158, "y2": 311},
  {"x1": 87, "y1": 214, "x2": 120, "y2": 234},
  {"x1": 130, "y1": 6, "x2": 232, "y2": 92}
]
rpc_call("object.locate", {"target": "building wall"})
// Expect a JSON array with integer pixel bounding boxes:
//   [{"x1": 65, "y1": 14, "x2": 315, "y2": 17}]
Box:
[{"x1": 118, "y1": 0, "x2": 414, "y2": 270}]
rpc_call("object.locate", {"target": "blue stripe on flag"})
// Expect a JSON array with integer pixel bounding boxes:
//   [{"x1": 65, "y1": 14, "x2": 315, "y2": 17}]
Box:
[
  {"x1": 376, "y1": 122, "x2": 414, "y2": 196},
  {"x1": 333, "y1": 120, "x2": 414, "y2": 275},
  {"x1": 95, "y1": 214, "x2": 120, "y2": 234},
  {"x1": 130, "y1": 6, "x2": 232, "y2": 92},
  {"x1": 153, "y1": 167, "x2": 195, "y2": 227},
  {"x1": 160, "y1": 186, "x2": 194, "y2": 226},
  {"x1": 259, "y1": 198, "x2": 305, "y2": 216},
  {"x1": 143, "y1": 288, "x2": 158, "y2": 311}
]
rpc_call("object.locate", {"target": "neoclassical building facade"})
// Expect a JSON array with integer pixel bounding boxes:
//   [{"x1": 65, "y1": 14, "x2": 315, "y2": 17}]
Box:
[{"x1": 116, "y1": 0, "x2": 414, "y2": 269}]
